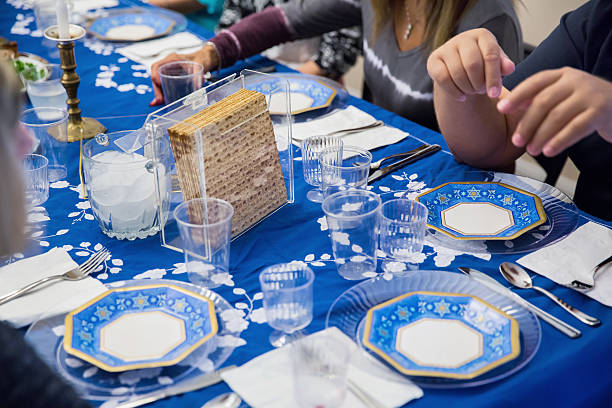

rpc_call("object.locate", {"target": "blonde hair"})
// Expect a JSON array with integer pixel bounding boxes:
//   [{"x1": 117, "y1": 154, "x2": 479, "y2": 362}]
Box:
[
  {"x1": 0, "y1": 61, "x2": 25, "y2": 256},
  {"x1": 371, "y1": 0, "x2": 477, "y2": 51}
]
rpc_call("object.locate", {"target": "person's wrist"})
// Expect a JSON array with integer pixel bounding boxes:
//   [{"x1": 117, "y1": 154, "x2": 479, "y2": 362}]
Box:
[{"x1": 204, "y1": 42, "x2": 221, "y2": 74}]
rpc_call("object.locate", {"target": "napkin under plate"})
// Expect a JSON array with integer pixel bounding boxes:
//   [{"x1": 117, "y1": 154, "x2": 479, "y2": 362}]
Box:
[
  {"x1": 221, "y1": 327, "x2": 423, "y2": 408},
  {"x1": 517, "y1": 221, "x2": 612, "y2": 306},
  {"x1": 0, "y1": 248, "x2": 108, "y2": 327}
]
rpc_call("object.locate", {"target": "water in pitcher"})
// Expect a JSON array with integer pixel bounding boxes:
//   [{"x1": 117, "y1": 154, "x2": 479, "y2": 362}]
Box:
[{"x1": 87, "y1": 151, "x2": 164, "y2": 240}]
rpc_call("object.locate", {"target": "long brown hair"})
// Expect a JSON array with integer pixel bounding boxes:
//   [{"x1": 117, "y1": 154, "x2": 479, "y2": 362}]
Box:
[
  {"x1": 371, "y1": 0, "x2": 477, "y2": 51},
  {"x1": 0, "y1": 61, "x2": 25, "y2": 256}
]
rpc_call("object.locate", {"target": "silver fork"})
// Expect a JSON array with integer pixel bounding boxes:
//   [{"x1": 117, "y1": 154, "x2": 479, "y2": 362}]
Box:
[
  {"x1": 569, "y1": 254, "x2": 612, "y2": 291},
  {"x1": 0, "y1": 248, "x2": 110, "y2": 305}
]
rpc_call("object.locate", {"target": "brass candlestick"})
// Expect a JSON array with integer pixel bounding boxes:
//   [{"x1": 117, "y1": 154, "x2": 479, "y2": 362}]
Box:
[{"x1": 44, "y1": 25, "x2": 105, "y2": 142}]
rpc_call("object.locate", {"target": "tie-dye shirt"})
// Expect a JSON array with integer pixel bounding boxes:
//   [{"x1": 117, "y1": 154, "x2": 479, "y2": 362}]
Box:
[
  {"x1": 210, "y1": 0, "x2": 522, "y2": 129},
  {"x1": 282, "y1": 0, "x2": 522, "y2": 130}
]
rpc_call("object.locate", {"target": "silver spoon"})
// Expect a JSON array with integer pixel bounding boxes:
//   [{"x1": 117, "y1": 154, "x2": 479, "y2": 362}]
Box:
[
  {"x1": 499, "y1": 262, "x2": 601, "y2": 326},
  {"x1": 201, "y1": 392, "x2": 242, "y2": 408}
]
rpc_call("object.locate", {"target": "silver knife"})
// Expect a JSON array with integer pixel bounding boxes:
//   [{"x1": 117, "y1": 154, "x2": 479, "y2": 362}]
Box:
[
  {"x1": 458, "y1": 267, "x2": 581, "y2": 339},
  {"x1": 367, "y1": 144, "x2": 441, "y2": 183},
  {"x1": 116, "y1": 365, "x2": 237, "y2": 408}
]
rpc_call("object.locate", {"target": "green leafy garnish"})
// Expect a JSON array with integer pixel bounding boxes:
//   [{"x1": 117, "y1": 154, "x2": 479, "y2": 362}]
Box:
[{"x1": 12, "y1": 59, "x2": 46, "y2": 81}]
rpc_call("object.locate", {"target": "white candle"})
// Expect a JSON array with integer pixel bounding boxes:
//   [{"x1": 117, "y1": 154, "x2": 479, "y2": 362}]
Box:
[{"x1": 56, "y1": 0, "x2": 70, "y2": 40}]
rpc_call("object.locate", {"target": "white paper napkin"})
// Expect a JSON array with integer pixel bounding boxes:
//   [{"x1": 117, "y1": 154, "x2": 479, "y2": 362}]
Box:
[
  {"x1": 339, "y1": 125, "x2": 409, "y2": 155},
  {"x1": 517, "y1": 221, "x2": 612, "y2": 306},
  {"x1": 289, "y1": 106, "x2": 380, "y2": 143},
  {"x1": 221, "y1": 327, "x2": 423, "y2": 408},
  {"x1": 116, "y1": 32, "x2": 205, "y2": 68},
  {"x1": 0, "y1": 248, "x2": 108, "y2": 327}
]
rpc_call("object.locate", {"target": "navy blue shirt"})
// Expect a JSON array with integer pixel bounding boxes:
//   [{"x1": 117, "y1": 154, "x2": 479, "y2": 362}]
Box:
[{"x1": 503, "y1": 0, "x2": 612, "y2": 221}]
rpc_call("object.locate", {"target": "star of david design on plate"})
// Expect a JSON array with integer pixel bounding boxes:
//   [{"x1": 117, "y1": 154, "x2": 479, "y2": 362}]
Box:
[
  {"x1": 362, "y1": 291, "x2": 520, "y2": 379},
  {"x1": 63, "y1": 284, "x2": 218, "y2": 372},
  {"x1": 416, "y1": 182, "x2": 546, "y2": 240}
]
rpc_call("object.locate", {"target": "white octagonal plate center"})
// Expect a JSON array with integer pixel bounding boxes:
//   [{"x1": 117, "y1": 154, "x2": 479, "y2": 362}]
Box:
[
  {"x1": 441, "y1": 202, "x2": 514, "y2": 236},
  {"x1": 268, "y1": 92, "x2": 314, "y2": 114},
  {"x1": 396, "y1": 318, "x2": 483, "y2": 368},
  {"x1": 100, "y1": 311, "x2": 186, "y2": 361}
]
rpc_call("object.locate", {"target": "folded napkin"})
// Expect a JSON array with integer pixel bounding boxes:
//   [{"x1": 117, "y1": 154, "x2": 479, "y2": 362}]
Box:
[
  {"x1": 289, "y1": 106, "x2": 380, "y2": 143},
  {"x1": 116, "y1": 32, "x2": 205, "y2": 68},
  {"x1": 0, "y1": 248, "x2": 108, "y2": 327},
  {"x1": 221, "y1": 327, "x2": 423, "y2": 408},
  {"x1": 339, "y1": 125, "x2": 409, "y2": 156},
  {"x1": 517, "y1": 221, "x2": 612, "y2": 306}
]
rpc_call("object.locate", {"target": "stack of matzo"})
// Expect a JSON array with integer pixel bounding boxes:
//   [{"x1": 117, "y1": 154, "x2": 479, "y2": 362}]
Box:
[{"x1": 168, "y1": 88, "x2": 287, "y2": 236}]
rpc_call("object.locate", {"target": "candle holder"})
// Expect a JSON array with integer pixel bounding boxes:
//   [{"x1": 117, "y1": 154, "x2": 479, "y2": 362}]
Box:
[{"x1": 43, "y1": 24, "x2": 105, "y2": 142}]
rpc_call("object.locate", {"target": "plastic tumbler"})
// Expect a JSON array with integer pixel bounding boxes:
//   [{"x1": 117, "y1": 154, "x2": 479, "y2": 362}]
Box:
[
  {"x1": 322, "y1": 190, "x2": 381, "y2": 280},
  {"x1": 159, "y1": 61, "x2": 204, "y2": 104},
  {"x1": 174, "y1": 198, "x2": 234, "y2": 288}
]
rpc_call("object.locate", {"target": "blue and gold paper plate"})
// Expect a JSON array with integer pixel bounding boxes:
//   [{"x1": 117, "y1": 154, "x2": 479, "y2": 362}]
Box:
[
  {"x1": 88, "y1": 12, "x2": 175, "y2": 42},
  {"x1": 247, "y1": 76, "x2": 337, "y2": 115},
  {"x1": 363, "y1": 291, "x2": 520, "y2": 379},
  {"x1": 64, "y1": 283, "x2": 217, "y2": 372},
  {"x1": 416, "y1": 181, "x2": 546, "y2": 240}
]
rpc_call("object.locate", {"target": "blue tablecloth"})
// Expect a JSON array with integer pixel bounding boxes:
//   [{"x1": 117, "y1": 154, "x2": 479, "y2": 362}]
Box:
[{"x1": 2, "y1": 1, "x2": 611, "y2": 407}]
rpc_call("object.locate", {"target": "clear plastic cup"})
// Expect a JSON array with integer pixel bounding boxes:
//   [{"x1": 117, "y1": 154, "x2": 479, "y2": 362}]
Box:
[
  {"x1": 20, "y1": 107, "x2": 68, "y2": 182},
  {"x1": 292, "y1": 334, "x2": 351, "y2": 408},
  {"x1": 22, "y1": 154, "x2": 49, "y2": 206},
  {"x1": 25, "y1": 64, "x2": 68, "y2": 112},
  {"x1": 379, "y1": 198, "x2": 428, "y2": 273},
  {"x1": 322, "y1": 189, "x2": 381, "y2": 280},
  {"x1": 159, "y1": 61, "x2": 204, "y2": 104},
  {"x1": 259, "y1": 262, "x2": 314, "y2": 347},
  {"x1": 301, "y1": 135, "x2": 343, "y2": 203},
  {"x1": 319, "y1": 145, "x2": 372, "y2": 199},
  {"x1": 174, "y1": 198, "x2": 234, "y2": 288}
]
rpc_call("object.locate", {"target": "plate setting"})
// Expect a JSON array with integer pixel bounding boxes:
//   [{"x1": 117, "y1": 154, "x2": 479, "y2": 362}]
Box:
[
  {"x1": 247, "y1": 77, "x2": 337, "y2": 115},
  {"x1": 416, "y1": 181, "x2": 546, "y2": 240},
  {"x1": 64, "y1": 283, "x2": 218, "y2": 372},
  {"x1": 362, "y1": 291, "x2": 520, "y2": 379},
  {"x1": 88, "y1": 12, "x2": 175, "y2": 42}
]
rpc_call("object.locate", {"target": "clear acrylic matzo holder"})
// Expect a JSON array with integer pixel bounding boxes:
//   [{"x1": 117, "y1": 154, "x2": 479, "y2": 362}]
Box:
[{"x1": 145, "y1": 69, "x2": 295, "y2": 253}]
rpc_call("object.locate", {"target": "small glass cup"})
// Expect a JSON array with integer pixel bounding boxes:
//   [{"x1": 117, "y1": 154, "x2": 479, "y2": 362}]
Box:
[
  {"x1": 259, "y1": 262, "x2": 314, "y2": 347},
  {"x1": 20, "y1": 107, "x2": 68, "y2": 182},
  {"x1": 301, "y1": 135, "x2": 343, "y2": 203},
  {"x1": 379, "y1": 199, "x2": 428, "y2": 273},
  {"x1": 292, "y1": 334, "x2": 351, "y2": 408},
  {"x1": 159, "y1": 61, "x2": 204, "y2": 104},
  {"x1": 22, "y1": 154, "x2": 49, "y2": 207},
  {"x1": 319, "y1": 145, "x2": 372, "y2": 199},
  {"x1": 174, "y1": 198, "x2": 234, "y2": 288},
  {"x1": 25, "y1": 64, "x2": 68, "y2": 112},
  {"x1": 322, "y1": 190, "x2": 381, "y2": 280}
]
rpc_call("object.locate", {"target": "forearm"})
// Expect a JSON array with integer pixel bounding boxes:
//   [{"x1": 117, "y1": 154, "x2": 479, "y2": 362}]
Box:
[
  {"x1": 209, "y1": 7, "x2": 294, "y2": 68},
  {"x1": 434, "y1": 84, "x2": 523, "y2": 168}
]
